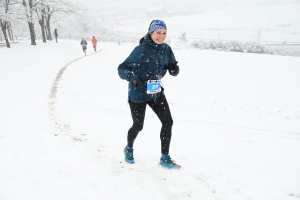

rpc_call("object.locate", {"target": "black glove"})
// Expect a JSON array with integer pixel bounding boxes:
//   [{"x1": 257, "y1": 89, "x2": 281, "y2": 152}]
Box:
[
  {"x1": 168, "y1": 61, "x2": 179, "y2": 74},
  {"x1": 130, "y1": 79, "x2": 142, "y2": 90}
]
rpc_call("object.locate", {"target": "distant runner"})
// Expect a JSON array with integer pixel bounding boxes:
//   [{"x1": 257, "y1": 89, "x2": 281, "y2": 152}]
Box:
[
  {"x1": 91, "y1": 36, "x2": 98, "y2": 52},
  {"x1": 54, "y1": 29, "x2": 58, "y2": 43},
  {"x1": 80, "y1": 38, "x2": 87, "y2": 56}
]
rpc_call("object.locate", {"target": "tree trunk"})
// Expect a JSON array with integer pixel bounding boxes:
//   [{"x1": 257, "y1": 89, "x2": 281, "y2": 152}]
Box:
[
  {"x1": 23, "y1": 0, "x2": 36, "y2": 45},
  {"x1": 44, "y1": 25, "x2": 47, "y2": 41},
  {"x1": 9, "y1": 23, "x2": 14, "y2": 42},
  {"x1": 28, "y1": 22, "x2": 36, "y2": 45},
  {"x1": 38, "y1": 16, "x2": 46, "y2": 43},
  {"x1": 45, "y1": 15, "x2": 52, "y2": 41},
  {"x1": 7, "y1": 22, "x2": 14, "y2": 42},
  {"x1": 1, "y1": 25, "x2": 11, "y2": 48},
  {"x1": 7, "y1": 26, "x2": 12, "y2": 41},
  {"x1": 44, "y1": 23, "x2": 49, "y2": 40}
]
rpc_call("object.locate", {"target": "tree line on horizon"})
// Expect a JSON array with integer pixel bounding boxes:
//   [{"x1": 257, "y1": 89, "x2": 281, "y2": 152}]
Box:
[{"x1": 0, "y1": 0, "x2": 84, "y2": 48}]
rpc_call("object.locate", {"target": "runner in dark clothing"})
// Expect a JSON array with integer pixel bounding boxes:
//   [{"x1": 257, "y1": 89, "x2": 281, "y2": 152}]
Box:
[
  {"x1": 80, "y1": 38, "x2": 87, "y2": 56},
  {"x1": 118, "y1": 20, "x2": 181, "y2": 169},
  {"x1": 54, "y1": 29, "x2": 58, "y2": 43}
]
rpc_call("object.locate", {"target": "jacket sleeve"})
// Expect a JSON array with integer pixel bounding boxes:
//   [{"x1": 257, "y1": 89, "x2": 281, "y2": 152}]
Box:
[
  {"x1": 118, "y1": 46, "x2": 144, "y2": 81},
  {"x1": 168, "y1": 47, "x2": 180, "y2": 76}
]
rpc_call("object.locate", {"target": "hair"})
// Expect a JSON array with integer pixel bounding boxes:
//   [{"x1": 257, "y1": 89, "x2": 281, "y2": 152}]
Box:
[
  {"x1": 139, "y1": 33, "x2": 149, "y2": 44},
  {"x1": 139, "y1": 20, "x2": 155, "y2": 44}
]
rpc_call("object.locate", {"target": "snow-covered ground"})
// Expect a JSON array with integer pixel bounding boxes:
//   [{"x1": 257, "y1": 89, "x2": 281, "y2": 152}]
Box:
[{"x1": 1, "y1": 38, "x2": 300, "y2": 200}]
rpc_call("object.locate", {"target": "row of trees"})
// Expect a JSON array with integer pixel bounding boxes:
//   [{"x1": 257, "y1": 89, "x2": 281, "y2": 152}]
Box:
[{"x1": 0, "y1": 0, "x2": 83, "y2": 48}]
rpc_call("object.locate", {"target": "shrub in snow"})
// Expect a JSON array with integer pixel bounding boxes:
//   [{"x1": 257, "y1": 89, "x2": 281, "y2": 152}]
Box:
[
  {"x1": 178, "y1": 32, "x2": 188, "y2": 43},
  {"x1": 191, "y1": 40, "x2": 300, "y2": 57},
  {"x1": 243, "y1": 42, "x2": 266, "y2": 54}
]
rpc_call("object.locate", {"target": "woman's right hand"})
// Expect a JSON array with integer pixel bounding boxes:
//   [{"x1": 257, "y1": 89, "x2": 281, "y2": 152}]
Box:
[{"x1": 130, "y1": 79, "x2": 142, "y2": 90}]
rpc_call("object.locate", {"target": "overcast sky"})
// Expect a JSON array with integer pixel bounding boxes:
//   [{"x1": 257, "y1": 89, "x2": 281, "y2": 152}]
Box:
[
  {"x1": 70, "y1": 0, "x2": 234, "y2": 10},
  {"x1": 69, "y1": 0, "x2": 297, "y2": 13}
]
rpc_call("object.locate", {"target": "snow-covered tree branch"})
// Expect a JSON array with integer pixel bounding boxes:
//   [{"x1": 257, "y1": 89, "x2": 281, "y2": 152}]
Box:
[
  {"x1": 42, "y1": 0, "x2": 84, "y2": 41},
  {"x1": 0, "y1": 0, "x2": 18, "y2": 47}
]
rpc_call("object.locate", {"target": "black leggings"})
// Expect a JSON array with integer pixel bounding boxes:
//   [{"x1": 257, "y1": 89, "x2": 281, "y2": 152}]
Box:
[{"x1": 127, "y1": 93, "x2": 173, "y2": 154}]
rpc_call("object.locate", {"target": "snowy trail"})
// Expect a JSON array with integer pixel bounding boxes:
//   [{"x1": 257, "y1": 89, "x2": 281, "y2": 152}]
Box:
[
  {"x1": 49, "y1": 48, "x2": 105, "y2": 137},
  {"x1": 52, "y1": 43, "x2": 300, "y2": 199}
]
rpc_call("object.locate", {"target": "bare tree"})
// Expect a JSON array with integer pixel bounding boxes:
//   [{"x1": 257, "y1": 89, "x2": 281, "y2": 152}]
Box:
[
  {"x1": 0, "y1": 0, "x2": 13, "y2": 48},
  {"x1": 34, "y1": 0, "x2": 46, "y2": 42},
  {"x1": 42, "y1": 0, "x2": 83, "y2": 41},
  {"x1": 22, "y1": 0, "x2": 37, "y2": 45}
]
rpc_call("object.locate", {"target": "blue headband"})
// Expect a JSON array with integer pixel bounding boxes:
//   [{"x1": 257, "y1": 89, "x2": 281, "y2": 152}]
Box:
[{"x1": 149, "y1": 20, "x2": 167, "y2": 34}]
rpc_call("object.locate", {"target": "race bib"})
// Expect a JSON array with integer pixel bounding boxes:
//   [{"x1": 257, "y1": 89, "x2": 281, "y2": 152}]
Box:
[{"x1": 146, "y1": 80, "x2": 161, "y2": 94}]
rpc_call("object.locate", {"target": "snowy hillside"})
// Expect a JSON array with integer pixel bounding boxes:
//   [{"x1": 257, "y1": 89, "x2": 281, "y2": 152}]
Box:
[
  {"x1": 1, "y1": 39, "x2": 300, "y2": 199},
  {"x1": 110, "y1": 3, "x2": 300, "y2": 43}
]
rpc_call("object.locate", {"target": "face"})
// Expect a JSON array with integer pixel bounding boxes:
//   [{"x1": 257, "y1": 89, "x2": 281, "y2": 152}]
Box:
[{"x1": 151, "y1": 29, "x2": 167, "y2": 44}]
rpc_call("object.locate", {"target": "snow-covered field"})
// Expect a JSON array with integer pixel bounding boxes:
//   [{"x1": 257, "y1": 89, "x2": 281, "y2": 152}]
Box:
[
  {"x1": 111, "y1": 4, "x2": 300, "y2": 43},
  {"x1": 1, "y1": 37, "x2": 300, "y2": 200}
]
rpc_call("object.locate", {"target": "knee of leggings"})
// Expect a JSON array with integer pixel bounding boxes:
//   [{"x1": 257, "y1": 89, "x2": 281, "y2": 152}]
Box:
[
  {"x1": 132, "y1": 123, "x2": 143, "y2": 132},
  {"x1": 163, "y1": 118, "x2": 173, "y2": 128}
]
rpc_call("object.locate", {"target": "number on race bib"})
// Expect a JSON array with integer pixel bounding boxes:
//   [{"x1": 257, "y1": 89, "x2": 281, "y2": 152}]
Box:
[{"x1": 147, "y1": 80, "x2": 161, "y2": 94}]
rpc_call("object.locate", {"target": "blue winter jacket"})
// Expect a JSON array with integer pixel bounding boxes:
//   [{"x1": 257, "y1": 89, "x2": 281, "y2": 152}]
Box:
[{"x1": 118, "y1": 36, "x2": 179, "y2": 103}]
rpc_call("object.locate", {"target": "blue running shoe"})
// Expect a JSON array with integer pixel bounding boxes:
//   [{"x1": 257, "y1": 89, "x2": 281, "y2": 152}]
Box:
[
  {"x1": 124, "y1": 147, "x2": 135, "y2": 164},
  {"x1": 159, "y1": 155, "x2": 181, "y2": 169}
]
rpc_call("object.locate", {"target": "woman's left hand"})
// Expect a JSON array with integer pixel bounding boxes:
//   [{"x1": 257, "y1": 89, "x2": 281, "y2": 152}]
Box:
[{"x1": 168, "y1": 61, "x2": 179, "y2": 74}]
